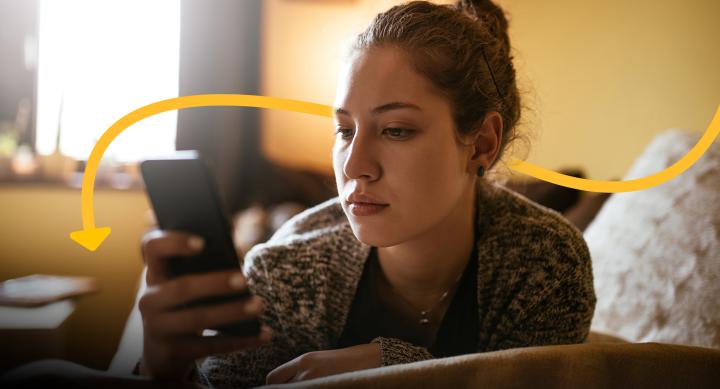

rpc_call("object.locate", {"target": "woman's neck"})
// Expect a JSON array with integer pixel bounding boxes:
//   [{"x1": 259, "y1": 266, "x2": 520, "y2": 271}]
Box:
[{"x1": 376, "y1": 183, "x2": 477, "y2": 308}]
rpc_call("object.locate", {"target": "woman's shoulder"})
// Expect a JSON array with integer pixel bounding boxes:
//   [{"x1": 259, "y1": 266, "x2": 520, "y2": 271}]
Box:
[
  {"x1": 475, "y1": 181, "x2": 596, "y2": 350},
  {"x1": 478, "y1": 179, "x2": 590, "y2": 265}
]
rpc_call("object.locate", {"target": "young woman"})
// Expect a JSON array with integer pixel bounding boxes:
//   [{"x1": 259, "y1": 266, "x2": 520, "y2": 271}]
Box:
[{"x1": 138, "y1": 1, "x2": 596, "y2": 387}]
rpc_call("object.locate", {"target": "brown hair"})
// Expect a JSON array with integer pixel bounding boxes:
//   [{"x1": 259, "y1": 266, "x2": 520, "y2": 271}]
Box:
[{"x1": 351, "y1": 0, "x2": 525, "y2": 172}]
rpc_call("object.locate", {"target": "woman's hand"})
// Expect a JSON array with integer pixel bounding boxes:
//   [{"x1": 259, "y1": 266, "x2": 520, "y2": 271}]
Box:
[
  {"x1": 265, "y1": 343, "x2": 381, "y2": 384},
  {"x1": 138, "y1": 229, "x2": 273, "y2": 381}
]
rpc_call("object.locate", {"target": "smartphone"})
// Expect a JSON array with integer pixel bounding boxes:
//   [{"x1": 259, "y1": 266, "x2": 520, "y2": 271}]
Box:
[{"x1": 140, "y1": 151, "x2": 260, "y2": 337}]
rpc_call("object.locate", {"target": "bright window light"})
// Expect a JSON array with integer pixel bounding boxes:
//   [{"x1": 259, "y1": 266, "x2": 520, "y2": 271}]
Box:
[{"x1": 36, "y1": 0, "x2": 180, "y2": 162}]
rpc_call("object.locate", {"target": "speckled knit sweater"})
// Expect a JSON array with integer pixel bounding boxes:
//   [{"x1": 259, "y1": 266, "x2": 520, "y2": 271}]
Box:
[{"x1": 193, "y1": 179, "x2": 596, "y2": 388}]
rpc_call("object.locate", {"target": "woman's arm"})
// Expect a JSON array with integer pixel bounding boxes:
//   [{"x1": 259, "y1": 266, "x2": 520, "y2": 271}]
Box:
[{"x1": 486, "y1": 226, "x2": 597, "y2": 351}]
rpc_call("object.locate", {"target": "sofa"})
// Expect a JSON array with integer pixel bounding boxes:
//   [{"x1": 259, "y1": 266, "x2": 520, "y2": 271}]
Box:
[{"x1": 108, "y1": 129, "x2": 720, "y2": 387}]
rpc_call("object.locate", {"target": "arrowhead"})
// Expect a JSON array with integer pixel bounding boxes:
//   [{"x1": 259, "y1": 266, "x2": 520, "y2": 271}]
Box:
[{"x1": 70, "y1": 227, "x2": 112, "y2": 251}]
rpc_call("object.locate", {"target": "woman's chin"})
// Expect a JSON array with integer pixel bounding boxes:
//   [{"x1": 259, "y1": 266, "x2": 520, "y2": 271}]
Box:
[{"x1": 347, "y1": 222, "x2": 398, "y2": 247}]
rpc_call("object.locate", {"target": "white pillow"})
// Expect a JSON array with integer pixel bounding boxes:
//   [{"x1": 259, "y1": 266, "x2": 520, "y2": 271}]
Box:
[{"x1": 584, "y1": 129, "x2": 720, "y2": 348}]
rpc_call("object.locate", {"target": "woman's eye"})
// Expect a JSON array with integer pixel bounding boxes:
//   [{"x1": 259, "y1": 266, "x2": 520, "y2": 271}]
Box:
[
  {"x1": 334, "y1": 128, "x2": 354, "y2": 139},
  {"x1": 334, "y1": 127, "x2": 413, "y2": 140},
  {"x1": 383, "y1": 127, "x2": 413, "y2": 139}
]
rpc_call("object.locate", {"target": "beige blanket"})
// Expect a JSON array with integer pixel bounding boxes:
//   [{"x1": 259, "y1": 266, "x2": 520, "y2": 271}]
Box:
[{"x1": 268, "y1": 342, "x2": 720, "y2": 389}]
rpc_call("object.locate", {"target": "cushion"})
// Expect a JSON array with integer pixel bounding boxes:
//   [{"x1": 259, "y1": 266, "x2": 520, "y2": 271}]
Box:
[
  {"x1": 584, "y1": 129, "x2": 720, "y2": 348},
  {"x1": 503, "y1": 168, "x2": 610, "y2": 232},
  {"x1": 564, "y1": 191, "x2": 612, "y2": 232},
  {"x1": 281, "y1": 342, "x2": 720, "y2": 389}
]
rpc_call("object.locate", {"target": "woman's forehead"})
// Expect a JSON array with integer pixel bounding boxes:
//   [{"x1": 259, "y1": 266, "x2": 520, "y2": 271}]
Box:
[{"x1": 334, "y1": 47, "x2": 448, "y2": 117}]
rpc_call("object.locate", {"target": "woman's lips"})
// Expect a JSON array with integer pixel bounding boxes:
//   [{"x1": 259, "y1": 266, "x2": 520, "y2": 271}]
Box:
[{"x1": 349, "y1": 202, "x2": 389, "y2": 216}]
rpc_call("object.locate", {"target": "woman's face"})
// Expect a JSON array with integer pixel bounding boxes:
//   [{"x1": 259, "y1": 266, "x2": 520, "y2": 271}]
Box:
[{"x1": 333, "y1": 46, "x2": 475, "y2": 247}]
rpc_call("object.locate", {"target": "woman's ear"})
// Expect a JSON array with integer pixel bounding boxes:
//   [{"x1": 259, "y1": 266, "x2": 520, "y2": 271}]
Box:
[{"x1": 468, "y1": 111, "x2": 503, "y2": 174}]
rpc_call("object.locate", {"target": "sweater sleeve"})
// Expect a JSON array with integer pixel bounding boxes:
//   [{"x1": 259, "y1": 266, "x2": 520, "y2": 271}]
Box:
[
  {"x1": 189, "y1": 246, "x2": 303, "y2": 388},
  {"x1": 131, "y1": 357, "x2": 207, "y2": 386},
  {"x1": 191, "y1": 333, "x2": 295, "y2": 388},
  {"x1": 370, "y1": 337, "x2": 434, "y2": 366},
  {"x1": 486, "y1": 225, "x2": 597, "y2": 351}
]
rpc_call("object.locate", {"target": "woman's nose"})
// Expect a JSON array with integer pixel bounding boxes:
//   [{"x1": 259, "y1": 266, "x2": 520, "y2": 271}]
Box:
[{"x1": 342, "y1": 132, "x2": 380, "y2": 182}]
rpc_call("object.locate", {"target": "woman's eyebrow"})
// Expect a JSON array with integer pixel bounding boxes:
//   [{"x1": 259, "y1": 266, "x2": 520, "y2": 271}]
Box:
[{"x1": 334, "y1": 102, "x2": 422, "y2": 117}]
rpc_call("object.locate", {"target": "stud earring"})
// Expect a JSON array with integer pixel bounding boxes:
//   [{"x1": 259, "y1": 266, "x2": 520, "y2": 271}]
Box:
[{"x1": 477, "y1": 165, "x2": 485, "y2": 177}]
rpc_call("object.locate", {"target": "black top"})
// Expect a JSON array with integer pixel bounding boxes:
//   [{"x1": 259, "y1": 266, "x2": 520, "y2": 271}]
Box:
[{"x1": 337, "y1": 242, "x2": 479, "y2": 358}]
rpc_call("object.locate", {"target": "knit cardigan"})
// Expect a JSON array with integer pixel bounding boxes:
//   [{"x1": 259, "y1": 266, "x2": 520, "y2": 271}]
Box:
[{"x1": 193, "y1": 179, "x2": 596, "y2": 388}]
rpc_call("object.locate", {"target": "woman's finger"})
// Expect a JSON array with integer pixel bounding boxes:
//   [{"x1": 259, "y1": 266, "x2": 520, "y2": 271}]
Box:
[
  {"x1": 147, "y1": 296, "x2": 264, "y2": 336},
  {"x1": 141, "y1": 229, "x2": 205, "y2": 285},
  {"x1": 139, "y1": 269, "x2": 248, "y2": 313},
  {"x1": 265, "y1": 357, "x2": 299, "y2": 385}
]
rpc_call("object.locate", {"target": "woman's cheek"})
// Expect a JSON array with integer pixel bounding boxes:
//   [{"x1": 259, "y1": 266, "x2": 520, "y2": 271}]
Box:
[
  {"x1": 332, "y1": 149, "x2": 347, "y2": 186},
  {"x1": 405, "y1": 147, "x2": 463, "y2": 217}
]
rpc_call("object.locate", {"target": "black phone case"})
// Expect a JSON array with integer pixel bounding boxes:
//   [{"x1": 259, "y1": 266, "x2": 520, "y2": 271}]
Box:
[{"x1": 140, "y1": 151, "x2": 260, "y2": 337}]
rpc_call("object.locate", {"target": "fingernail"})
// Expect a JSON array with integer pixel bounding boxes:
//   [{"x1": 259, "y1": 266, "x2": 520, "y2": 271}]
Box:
[
  {"x1": 244, "y1": 298, "x2": 262, "y2": 315},
  {"x1": 229, "y1": 273, "x2": 246, "y2": 289},
  {"x1": 188, "y1": 236, "x2": 204, "y2": 251}
]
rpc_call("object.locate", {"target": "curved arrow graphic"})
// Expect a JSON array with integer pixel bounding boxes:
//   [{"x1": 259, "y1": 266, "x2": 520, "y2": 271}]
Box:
[
  {"x1": 69, "y1": 94, "x2": 720, "y2": 251},
  {"x1": 69, "y1": 95, "x2": 330, "y2": 251}
]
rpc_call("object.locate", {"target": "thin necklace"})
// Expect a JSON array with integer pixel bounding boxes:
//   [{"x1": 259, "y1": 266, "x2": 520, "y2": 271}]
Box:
[
  {"x1": 379, "y1": 262, "x2": 465, "y2": 326},
  {"x1": 376, "y1": 207, "x2": 479, "y2": 326}
]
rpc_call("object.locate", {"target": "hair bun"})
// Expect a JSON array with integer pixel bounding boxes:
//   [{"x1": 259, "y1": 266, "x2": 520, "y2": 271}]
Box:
[{"x1": 456, "y1": 0, "x2": 510, "y2": 51}]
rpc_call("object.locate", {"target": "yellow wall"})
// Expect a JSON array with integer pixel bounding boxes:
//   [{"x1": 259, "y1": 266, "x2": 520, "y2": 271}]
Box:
[
  {"x1": 0, "y1": 186, "x2": 150, "y2": 369},
  {"x1": 260, "y1": 0, "x2": 720, "y2": 180}
]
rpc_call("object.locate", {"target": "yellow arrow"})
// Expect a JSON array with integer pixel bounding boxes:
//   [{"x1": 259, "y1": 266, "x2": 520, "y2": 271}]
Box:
[
  {"x1": 70, "y1": 94, "x2": 719, "y2": 251},
  {"x1": 509, "y1": 104, "x2": 720, "y2": 192},
  {"x1": 69, "y1": 94, "x2": 331, "y2": 251}
]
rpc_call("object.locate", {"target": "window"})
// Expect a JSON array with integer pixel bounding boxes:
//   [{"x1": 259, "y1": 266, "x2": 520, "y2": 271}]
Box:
[{"x1": 35, "y1": 0, "x2": 180, "y2": 163}]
